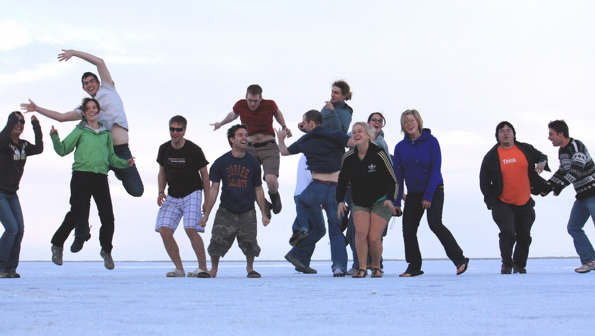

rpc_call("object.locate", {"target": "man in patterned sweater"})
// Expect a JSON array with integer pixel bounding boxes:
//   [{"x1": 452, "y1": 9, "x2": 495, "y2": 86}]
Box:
[{"x1": 542, "y1": 120, "x2": 595, "y2": 273}]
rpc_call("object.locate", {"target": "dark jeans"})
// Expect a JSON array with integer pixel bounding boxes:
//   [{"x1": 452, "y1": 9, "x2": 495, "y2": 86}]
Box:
[
  {"x1": 74, "y1": 144, "x2": 143, "y2": 238},
  {"x1": 52, "y1": 171, "x2": 116, "y2": 253},
  {"x1": 402, "y1": 187, "x2": 465, "y2": 272},
  {"x1": 0, "y1": 192, "x2": 23, "y2": 272},
  {"x1": 491, "y1": 198, "x2": 536, "y2": 268}
]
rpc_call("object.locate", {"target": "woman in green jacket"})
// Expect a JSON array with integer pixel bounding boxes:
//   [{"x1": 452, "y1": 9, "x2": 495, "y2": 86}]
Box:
[{"x1": 50, "y1": 98, "x2": 133, "y2": 270}]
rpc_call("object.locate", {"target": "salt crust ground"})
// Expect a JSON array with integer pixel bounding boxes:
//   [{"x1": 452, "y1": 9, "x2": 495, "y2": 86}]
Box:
[{"x1": 1, "y1": 258, "x2": 592, "y2": 336}]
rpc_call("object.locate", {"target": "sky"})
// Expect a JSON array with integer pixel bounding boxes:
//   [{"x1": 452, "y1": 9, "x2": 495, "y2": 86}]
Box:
[
  {"x1": 3, "y1": 259, "x2": 595, "y2": 335},
  {"x1": 1, "y1": 1, "x2": 594, "y2": 264}
]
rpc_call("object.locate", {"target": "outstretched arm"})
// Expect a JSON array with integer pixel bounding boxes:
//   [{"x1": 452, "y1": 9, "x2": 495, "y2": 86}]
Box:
[
  {"x1": 20, "y1": 99, "x2": 81, "y2": 122},
  {"x1": 210, "y1": 111, "x2": 239, "y2": 131},
  {"x1": 58, "y1": 49, "x2": 113, "y2": 85},
  {"x1": 273, "y1": 109, "x2": 292, "y2": 138}
]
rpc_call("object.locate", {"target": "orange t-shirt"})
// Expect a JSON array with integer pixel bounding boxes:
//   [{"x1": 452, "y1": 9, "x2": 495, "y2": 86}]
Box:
[{"x1": 498, "y1": 145, "x2": 531, "y2": 205}]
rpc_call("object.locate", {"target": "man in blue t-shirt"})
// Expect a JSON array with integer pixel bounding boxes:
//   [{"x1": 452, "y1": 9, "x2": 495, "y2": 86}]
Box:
[
  {"x1": 201, "y1": 124, "x2": 270, "y2": 278},
  {"x1": 277, "y1": 109, "x2": 353, "y2": 277}
]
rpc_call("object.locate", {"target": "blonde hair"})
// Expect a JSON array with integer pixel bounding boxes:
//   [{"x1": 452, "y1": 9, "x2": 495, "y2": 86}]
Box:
[
  {"x1": 400, "y1": 109, "x2": 423, "y2": 137},
  {"x1": 352, "y1": 121, "x2": 375, "y2": 139}
]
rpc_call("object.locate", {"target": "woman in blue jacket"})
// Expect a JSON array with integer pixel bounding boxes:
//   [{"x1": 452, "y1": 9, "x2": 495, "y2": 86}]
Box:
[{"x1": 393, "y1": 110, "x2": 468, "y2": 277}]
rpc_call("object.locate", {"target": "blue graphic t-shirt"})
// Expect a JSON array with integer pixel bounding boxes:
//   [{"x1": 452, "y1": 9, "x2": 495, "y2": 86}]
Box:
[{"x1": 210, "y1": 151, "x2": 262, "y2": 213}]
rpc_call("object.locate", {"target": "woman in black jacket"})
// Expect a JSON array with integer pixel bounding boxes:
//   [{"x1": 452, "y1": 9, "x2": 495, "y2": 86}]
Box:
[
  {"x1": 337, "y1": 122, "x2": 397, "y2": 278},
  {"x1": 0, "y1": 112, "x2": 43, "y2": 278}
]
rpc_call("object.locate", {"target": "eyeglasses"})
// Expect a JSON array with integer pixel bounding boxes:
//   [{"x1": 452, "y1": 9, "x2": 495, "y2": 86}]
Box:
[
  {"x1": 369, "y1": 118, "x2": 383, "y2": 123},
  {"x1": 169, "y1": 127, "x2": 184, "y2": 133},
  {"x1": 17, "y1": 119, "x2": 25, "y2": 125}
]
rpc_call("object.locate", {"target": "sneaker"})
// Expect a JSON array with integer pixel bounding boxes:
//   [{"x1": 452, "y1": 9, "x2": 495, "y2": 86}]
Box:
[
  {"x1": 333, "y1": 269, "x2": 346, "y2": 277},
  {"x1": 8, "y1": 270, "x2": 20, "y2": 278},
  {"x1": 100, "y1": 250, "x2": 115, "y2": 270},
  {"x1": 501, "y1": 264, "x2": 512, "y2": 274},
  {"x1": 71, "y1": 234, "x2": 91, "y2": 253},
  {"x1": 166, "y1": 269, "x2": 185, "y2": 277},
  {"x1": 285, "y1": 253, "x2": 306, "y2": 270},
  {"x1": 575, "y1": 261, "x2": 595, "y2": 273},
  {"x1": 346, "y1": 267, "x2": 358, "y2": 275},
  {"x1": 51, "y1": 245, "x2": 63, "y2": 266},
  {"x1": 289, "y1": 231, "x2": 308, "y2": 246},
  {"x1": 269, "y1": 192, "x2": 282, "y2": 214},
  {"x1": 513, "y1": 265, "x2": 527, "y2": 274}
]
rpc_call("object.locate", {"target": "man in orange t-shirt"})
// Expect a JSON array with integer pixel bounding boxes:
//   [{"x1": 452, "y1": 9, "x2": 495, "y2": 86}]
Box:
[{"x1": 480, "y1": 121, "x2": 549, "y2": 274}]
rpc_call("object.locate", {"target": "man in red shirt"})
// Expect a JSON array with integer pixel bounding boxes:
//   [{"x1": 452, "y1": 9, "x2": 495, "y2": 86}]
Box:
[{"x1": 211, "y1": 85, "x2": 291, "y2": 216}]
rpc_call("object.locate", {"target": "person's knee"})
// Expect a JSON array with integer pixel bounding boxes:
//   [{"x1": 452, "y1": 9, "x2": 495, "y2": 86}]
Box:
[{"x1": 159, "y1": 227, "x2": 174, "y2": 238}]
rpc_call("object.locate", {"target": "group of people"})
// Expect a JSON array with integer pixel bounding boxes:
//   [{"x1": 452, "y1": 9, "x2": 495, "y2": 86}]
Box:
[{"x1": 2, "y1": 50, "x2": 595, "y2": 279}]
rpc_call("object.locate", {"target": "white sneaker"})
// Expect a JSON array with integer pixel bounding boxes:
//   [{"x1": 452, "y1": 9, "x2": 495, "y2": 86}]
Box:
[
  {"x1": 575, "y1": 261, "x2": 595, "y2": 273},
  {"x1": 346, "y1": 267, "x2": 358, "y2": 275},
  {"x1": 166, "y1": 269, "x2": 185, "y2": 277}
]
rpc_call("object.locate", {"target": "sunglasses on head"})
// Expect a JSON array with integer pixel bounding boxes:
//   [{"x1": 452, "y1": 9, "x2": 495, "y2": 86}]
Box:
[{"x1": 169, "y1": 127, "x2": 184, "y2": 133}]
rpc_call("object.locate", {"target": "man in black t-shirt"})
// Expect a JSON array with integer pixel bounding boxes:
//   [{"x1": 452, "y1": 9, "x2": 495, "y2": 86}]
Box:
[{"x1": 155, "y1": 116, "x2": 210, "y2": 278}]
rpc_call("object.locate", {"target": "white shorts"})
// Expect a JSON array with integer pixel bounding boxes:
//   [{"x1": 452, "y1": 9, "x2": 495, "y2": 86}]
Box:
[{"x1": 155, "y1": 190, "x2": 204, "y2": 233}]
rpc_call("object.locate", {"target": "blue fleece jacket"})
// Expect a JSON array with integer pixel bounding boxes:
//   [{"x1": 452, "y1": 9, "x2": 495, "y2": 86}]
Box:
[{"x1": 392, "y1": 129, "x2": 443, "y2": 206}]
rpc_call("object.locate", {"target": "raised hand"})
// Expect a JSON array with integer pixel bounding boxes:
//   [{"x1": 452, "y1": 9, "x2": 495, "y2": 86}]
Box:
[
  {"x1": 49, "y1": 126, "x2": 58, "y2": 136},
  {"x1": 58, "y1": 49, "x2": 75, "y2": 62},
  {"x1": 20, "y1": 99, "x2": 37, "y2": 113}
]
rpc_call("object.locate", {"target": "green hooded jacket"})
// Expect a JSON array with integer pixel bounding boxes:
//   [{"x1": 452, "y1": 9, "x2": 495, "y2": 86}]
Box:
[{"x1": 51, "y1": 122, "x2": 129, "y2": 175}]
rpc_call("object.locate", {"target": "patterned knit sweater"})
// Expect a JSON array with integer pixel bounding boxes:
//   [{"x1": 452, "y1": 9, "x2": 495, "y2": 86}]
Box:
[{"x1": 548, "y1": 138, "x2": 595, "y2": 200}]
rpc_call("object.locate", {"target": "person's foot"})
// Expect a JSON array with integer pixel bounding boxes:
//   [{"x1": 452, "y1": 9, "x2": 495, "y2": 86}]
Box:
[
  {"x1": 289, "y1": 231, "x2": 308, "y2": 246},
  {"x1": 207, "y1": 270, "x2": 218, "y2": 278},
  {"x1": 501, "y1": 264, "x2": 512, "y2": 274},
  {"x1": 575, "y1": 261, "x2": 595, "y2": 273},
  {"x1": 51, "y1": 245, "x2": 63, "y2": 266},
  {"x1": 285, "y1": 253, "x2": 306, "y2": 270},
  {"x1": 346, "y1": 267, "x2": 359, "y2": 275},
  {"x1": 513, "y1": 265, "x2": 527, "y2": 274},
  {"x1": 269, "y1": 191, "x2": 282, "y2": 214},
  {"x1": 187, "y1": 268, "x2": 210, "y2": 277},
  {"x1": 166, "y1": 268, "x2": 185, "y2": 277},
  {"x1": 71, "y1": 234, "x2": 91, "y2": 253},
  {"x1": 297, "y1": 266, "x2": 317, "y2": 274},
  {"x1": 457, "y1": 258, "x2": 470, "y2": 275},
  {"x1": 332, "y1": 269, "x2": 346, "y2": 277},
  {"x1": 264, "y1": 200, "x2": 273, "y2": 219},
  {"x1": 399, "y1": 270, "x2": 424, "y2": 277},
  {"x1": 100, "y1": 250, "x2": 115, "y2": 270},
  {"x1": 8, "y1": 270, "x2": 20, "y2": 278},
  {"x1": 352, "y1": 269, "x2": 367, "y2": 278}
]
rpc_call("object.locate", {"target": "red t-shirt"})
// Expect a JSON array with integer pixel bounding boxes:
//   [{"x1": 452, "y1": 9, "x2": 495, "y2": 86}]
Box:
[
  {"x1": 498, "y1": 145, "x2": 531, "y2": 205},
  {"x1": 233, "y1": 99, "x2": 278, "y2": 136}
]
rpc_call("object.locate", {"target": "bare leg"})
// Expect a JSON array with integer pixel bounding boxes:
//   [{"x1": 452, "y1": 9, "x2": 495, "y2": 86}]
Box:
[
  {"x1": 353, "y1": 211, "x2": 371, "y2": 271},
  {"x1": 246, "y1": 254, "x2": 255, "y2": 273},
  {"x1": 185, "y1": 228, "x2": 207, "y2": 271},
  {"x1": 264, "y1": 174, "x2": 279, "y2": 194},
  {"x1": 159, "y1": 227, "x2": 184, "y2": 272},
  {"x1": 209, "y1": 255, "x2": 220, "y2": 278},
  {"x1": 368, "y1": 213, "x2": 388, "y2": 269}
]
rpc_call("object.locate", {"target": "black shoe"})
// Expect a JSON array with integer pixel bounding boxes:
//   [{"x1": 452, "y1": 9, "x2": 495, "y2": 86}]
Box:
[
  {"x1": 285, "y1": 253, "x2": 306, "y2": 270},
  {"x1": 71, "y1": 234, "x2": 91, "y2": 253},
  {"x1": 264, "y1": 200, "x2": 273, "y2": 220},
  {"x1": 513, "y1": 265, "x2": 527, "y2": 274},
  {"x1": 289, "y1": 231, "x2": 309, "y2": 246},
  {"x1": 269, "y1": 192, "x2": 282, "y2": 214},
  {"x1": 501, "y1": 264, "x2": 512, "y2": 274},
  {"x1": 340, "y1": 207, "x2": 350, "y2": 232}
]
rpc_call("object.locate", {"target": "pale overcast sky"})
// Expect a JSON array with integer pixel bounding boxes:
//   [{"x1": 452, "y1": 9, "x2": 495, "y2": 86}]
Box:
[{"x1": 1, "y1": 1, "x2": 594, "y2": 262}]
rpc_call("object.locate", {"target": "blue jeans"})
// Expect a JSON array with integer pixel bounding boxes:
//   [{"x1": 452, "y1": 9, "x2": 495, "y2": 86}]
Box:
[
  {"x1": 295, "y1": 181, "x2": 347, "y2": 272},
  {"x1": 288, "y1": 196, "x2": 325, "y2": 267},
  {"x1": 0, "y1": 192, "x2": 24, "y2": 272},
  {"x1": 74, "y1": 144, "x2": 144, "y2": 238},
  {"x1": 567, "y1": 195, "x2": 595, "y2": 264}
]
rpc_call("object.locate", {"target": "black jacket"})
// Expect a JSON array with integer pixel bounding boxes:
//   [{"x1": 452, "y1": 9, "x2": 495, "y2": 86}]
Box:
[{"x1": 479, "y1": 141, "x2": 549, "y2": 209}]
